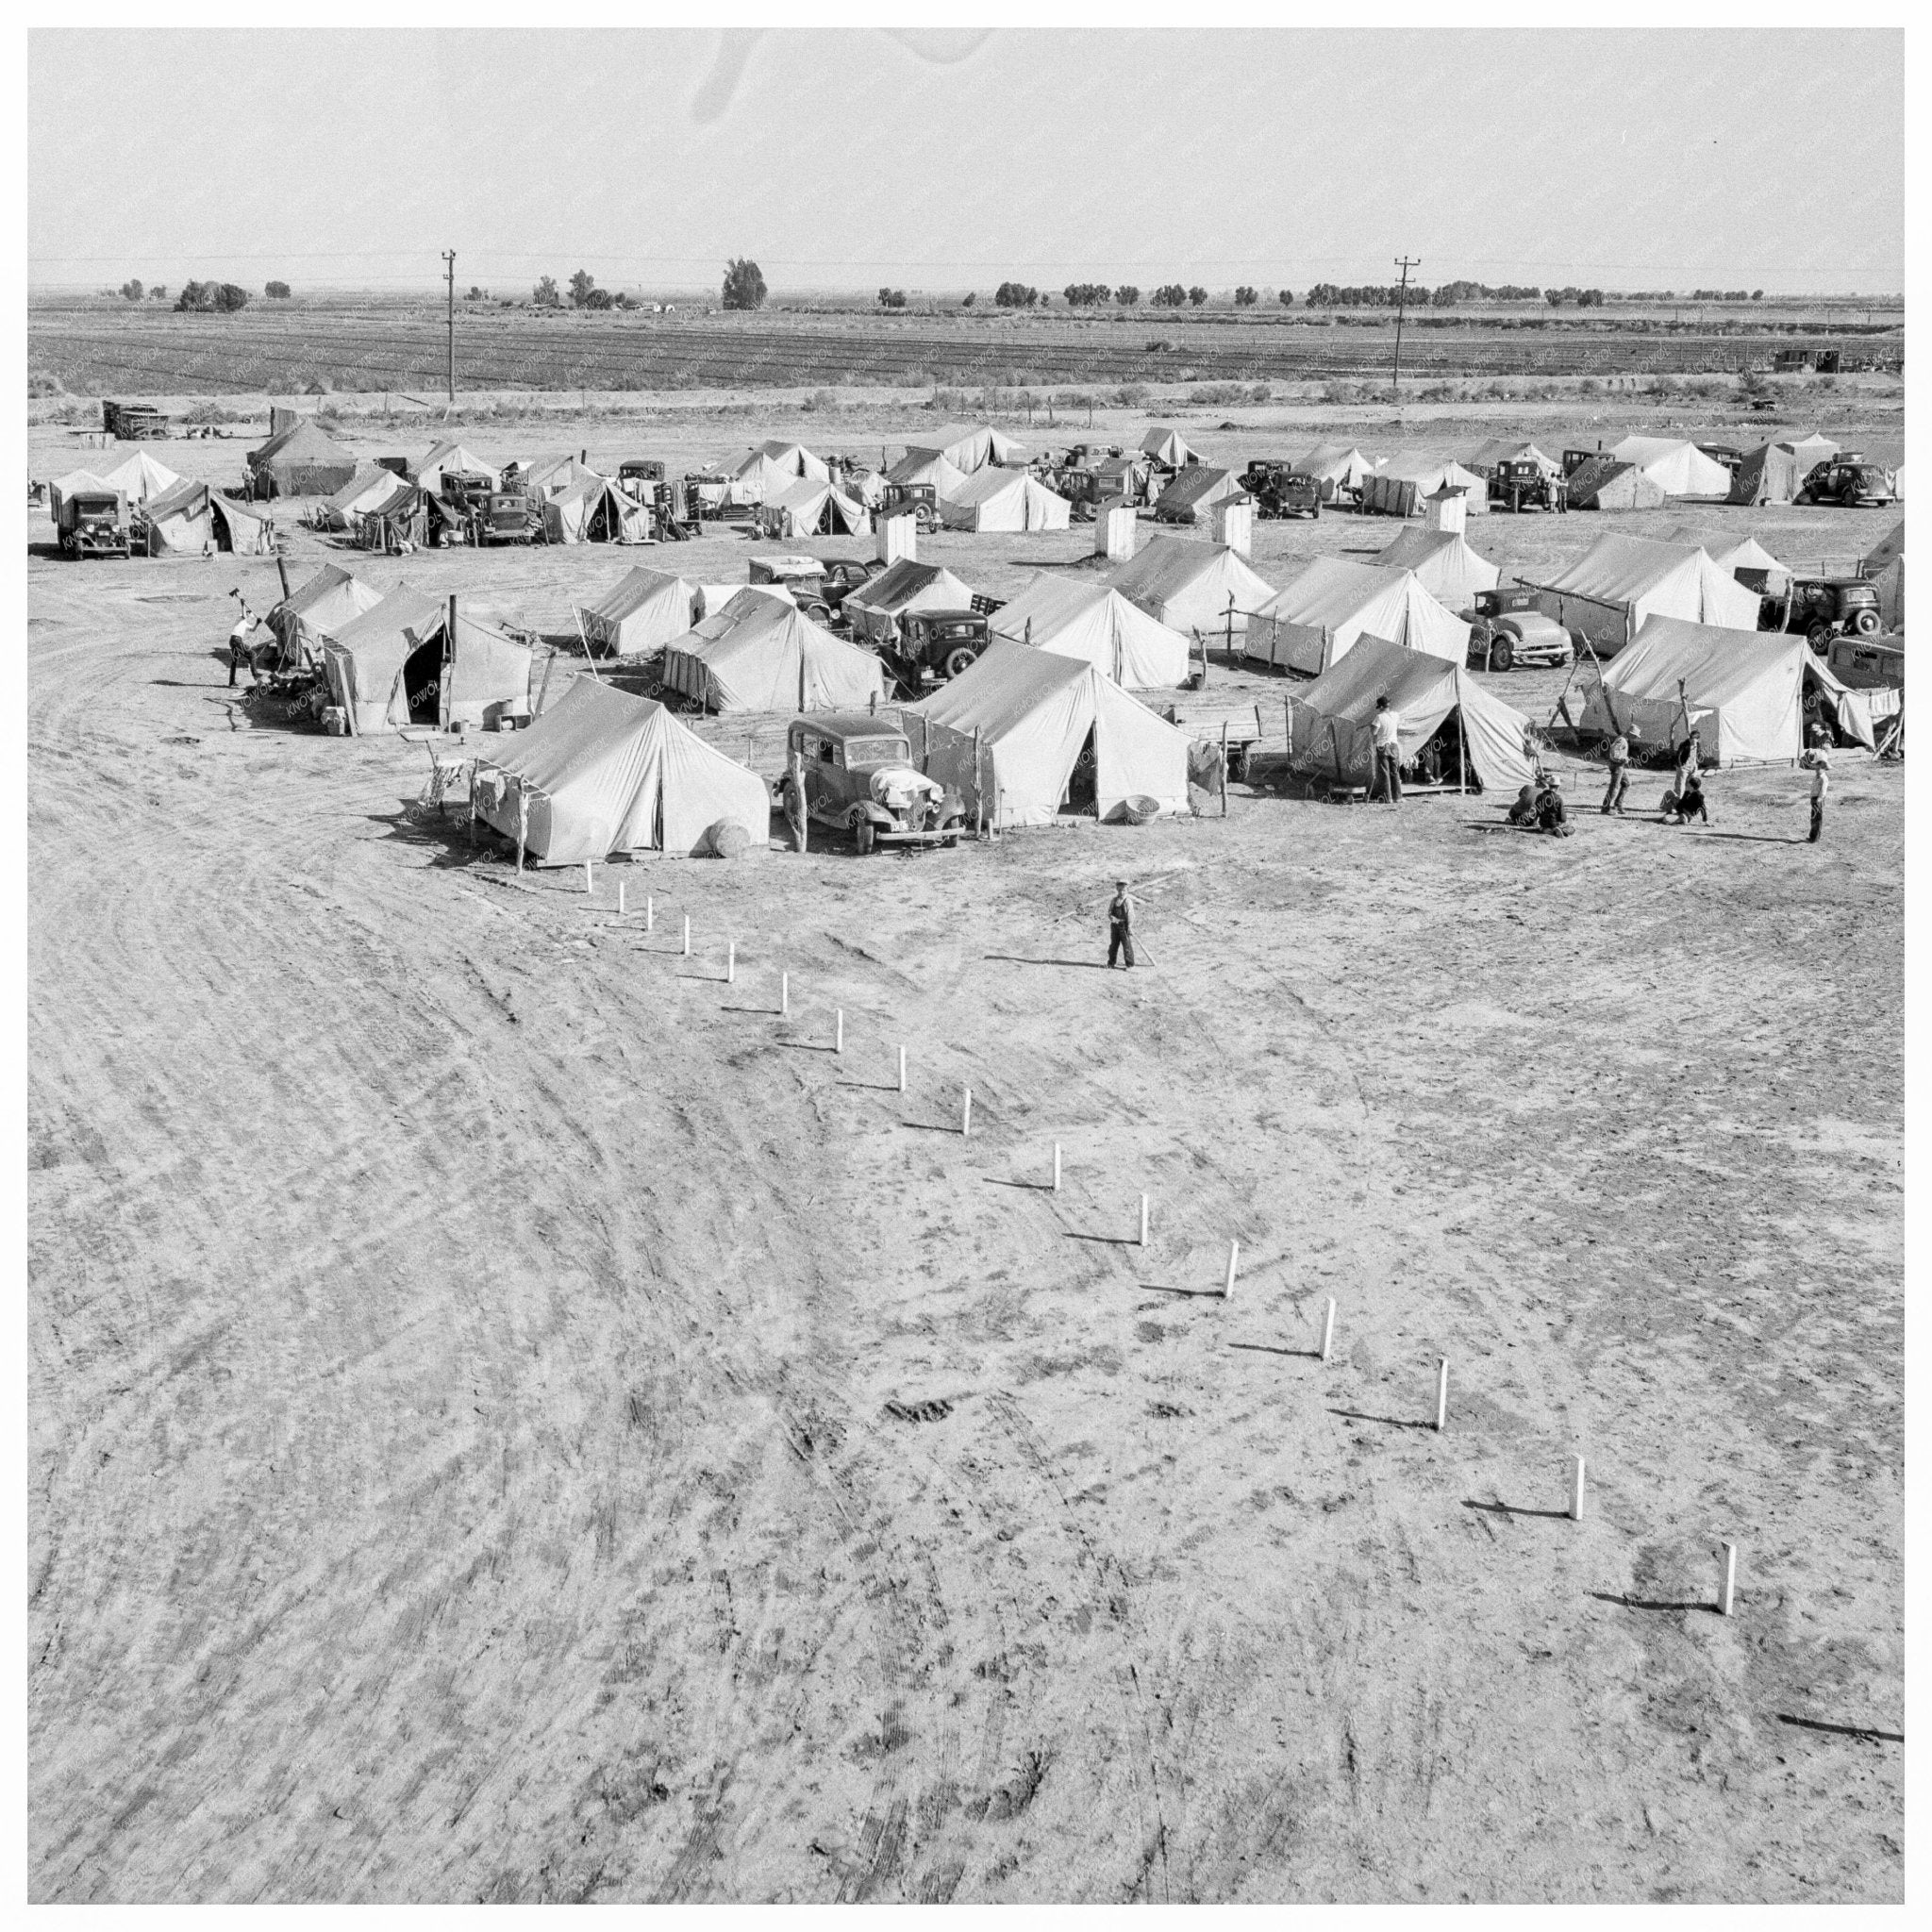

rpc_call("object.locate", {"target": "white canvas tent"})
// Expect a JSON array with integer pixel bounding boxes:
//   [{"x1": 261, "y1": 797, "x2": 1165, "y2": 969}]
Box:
[
  {"x1": 95, "y1": 448, "x2": 181, "y2": 505},
  {"x1": 1529, "y1": 533, "x2": 1762, "y2": 657},
  {"x1": 1579, "y1": 617, "x2": 1882, "y2": 764},
  {"x1": 1140, "y1": 426, "x2": 1201, "y2": 468},
  {"x1": 409, "y1": 441, "x2": 501, "y2": 491},
  {"x1": 141, "y1": 481, "x2": 273, "y2": 556},
  {"x1": 939, "y1": 467, "x2": 1071, "y2": 533},
  {"x1": 269, "y1": 563, "x2": 387, "y2": 663},
  {"x1": 1662, "y1": 525, "x2": 1790, "y2": 586},
  {"x1": 658, "y1": 590, "x2": 886, "y2": 713},
  {"x1": 911, "y1": 639, "x2": 1191, "y2": 828},
  {"x1": 1372, "y1": 529, "x2": 1500, "y2": 609},
  {"x1": 884, "y1": 448, "x2": 972, "y2": 498},
  {"x1": 842, "y1": 559, "x2": 975, "y2": 644},
  {"x1": 1465, "y1": 439, "x2": 1561, "y2": 478},
  {"x1": 723, "y1": 441, "x2": 829, "y2": 506},
  {"x1": 579, "y1": 566, "x2": 701, "y2": 657},
  {"x1": 1359, "y1": 458, "x2": 1490, "y2": 519},
  {"x1": 1607, "y1": 437, "x2": 1733, "y2": 499},
  {"x1": 542, "y1": 475, "x2": 652, "y2": 545},
  {"x1": 902, "y1": 425, "x2": 1026, "y2": 474},
  {"x1": 989, "y1": 575, "x2": 1191, "y2": 688},
  {"x1": 1727, "y1": 434, "x2": 1840, "y2": 506},
  {"x1": 694, "y1": 582, "x2": 794, "y2": 619},
  {"x1": 324, "y1": 466, "x2": 413, "y2": 530},
  {"x1": 1296, "y1": 443, "x2": 1381, "y2": 501},
  {"x1": 1153, "y1": 464, "x2": 1249, "y2": 525},
  {"x1": 318, "y1": 586, "x2": 448, "y2": 733},
  {"x1": 1103, "y1": 537, "x2": 1275, "y2": 638},
  {"x1": 472, "y1": 676, "x2": 770, "y2": 864},
  {"x1": 322, "y1": 590, "x2": 533, "y2": 735},
  {"x1": 1864, "y1": 523, "x2": 1905, "y2": 629},
  {"x1": 758, "y1": 476, "x2": 870, "y2": 539},
  {"x1": 1289, "y1": 634, "x2": 1536, "y2": 796},
  {"x1": 1246, "y1": 558, "x2": 1472, "y2": 675}
]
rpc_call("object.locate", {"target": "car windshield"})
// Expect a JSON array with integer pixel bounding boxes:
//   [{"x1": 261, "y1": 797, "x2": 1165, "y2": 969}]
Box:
[{"x1": 841, "y1": 738, "x2": 909, "y2": 767}]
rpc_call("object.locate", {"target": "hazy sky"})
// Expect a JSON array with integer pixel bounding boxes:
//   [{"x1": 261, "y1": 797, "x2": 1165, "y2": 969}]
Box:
[{"x1": 29, "y1": 28, "x2": 1903, "y2": 295}]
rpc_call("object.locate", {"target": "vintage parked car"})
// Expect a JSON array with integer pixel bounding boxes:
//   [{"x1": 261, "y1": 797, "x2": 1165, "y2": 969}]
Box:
[
  {"x1": 1785, "y1": 576, "x2": 1884, "y2": 648},
  {"x1": 885, "y1": 608, "x2": 990, "y2": 692},
  {"x1": 1486, "y1": 458, "x2": 1562, "y2": 512},
  {"x1": 814, "y1": 556, "x2": 886, "y2": 619},
  {"x1": 1460, "y1": 588, "x2": 1577, "y2": 672},
  {"x1": 781, "y1": 713, "x2": 966, "y2": 853},
  {"x1": 1241, "y1": 460, "x2": 1323, "y2": 519},
  {"x1": 1796, "y1": 456, "x2": 1897, "y2": 508}
]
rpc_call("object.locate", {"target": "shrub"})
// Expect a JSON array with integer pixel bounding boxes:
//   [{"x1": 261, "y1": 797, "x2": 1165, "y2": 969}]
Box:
[
  {"x1": 27, "y1": 370, "x2": 62, "y2": 396},
  {"x1": 1234, "y1": 287, "x2": 1257, "y2": 307},
  {"x1": 722, "y1": 258, "x2": 767, "y2": 310},
  {"x1": 148, "y1": 286, "x2": 167, "y2": 301},
  {"x1": 1112, "y1": 382, "x2": 1149, "y2": 407},
  {"x1": 533, "y1": 275, "x2": 561, "y2": 308},
  {"x1": 175, "y1": 279, "x2": 249, "y2": 312},
  {"x1": 265, "y1": 280, "x2": 291, "y2": 299},
  {"x1": 569, "y1": 269, "x2": 600, "y2": 308},
  {"x1": 1278, "y1": 289, "x2": 1295, "y2": 308},
  {"x1": 119, "y1": 278, "x2": 143, "y2": 302},
  {"x1": 1188, "y1": 286, "x2": 1208, "y2": 307},
  {"x1": 878, "y1": 288, "x2": 908, "y2": 308},
  {"x1": 961, "y1": 291, "x2": 976, "y2": 308}
]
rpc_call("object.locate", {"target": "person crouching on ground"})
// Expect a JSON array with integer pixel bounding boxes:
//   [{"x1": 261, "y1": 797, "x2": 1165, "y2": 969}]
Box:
[
  {"x1": 1535, "y1": 774, "x2": 1574, "y2": 837},
  {"x1": 1108, "y1": 880, "x2": 1136, "y2": 969},
  {"x1": 1369, "y1": 695, "x2": 1403, "y2": 805},
  {"x1": 1506, "y1": 784, "x2": 1538, "y2": 826},
  {"x1": 1664, "y1": 769, "x2": 1710, "y2": 825}
]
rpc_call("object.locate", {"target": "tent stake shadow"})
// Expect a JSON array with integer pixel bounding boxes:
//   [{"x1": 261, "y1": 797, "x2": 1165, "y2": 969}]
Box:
[
  {"x1": 1327, "y1": 1406, "x2": 1432, "y2": 1432},
  {"x1": 1462, "y1": 1497, "x2": 1571, "y2": 1523}
]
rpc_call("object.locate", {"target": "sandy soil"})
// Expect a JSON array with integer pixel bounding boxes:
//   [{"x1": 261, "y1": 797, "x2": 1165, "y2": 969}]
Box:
[{"x1": 28, "y1": 412, "x2": 1904, "y2": 1902}]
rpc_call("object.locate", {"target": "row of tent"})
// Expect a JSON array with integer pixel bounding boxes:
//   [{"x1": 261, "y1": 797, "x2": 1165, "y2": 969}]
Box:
[{"x1": 47, "y1": 452, "x2": 277, "y2": 556}]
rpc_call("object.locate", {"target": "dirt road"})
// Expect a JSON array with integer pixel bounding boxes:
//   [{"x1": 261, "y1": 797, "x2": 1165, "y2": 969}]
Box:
[{"x1": 28, "y1": 421, "x2": 1903, "y2": 1901}]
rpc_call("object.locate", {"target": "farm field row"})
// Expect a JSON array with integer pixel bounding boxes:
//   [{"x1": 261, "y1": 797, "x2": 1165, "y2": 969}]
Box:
[{"x1": 29, "y1": 309, "x2": 1905, "y2": 399}]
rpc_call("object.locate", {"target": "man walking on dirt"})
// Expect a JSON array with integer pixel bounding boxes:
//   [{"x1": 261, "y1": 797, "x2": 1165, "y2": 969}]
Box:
[
  {"x1": 1369, "y1": 694, "x2": 1403, "y2": 805},
  {"x1": 1107, "y1": 880, "x2": 1137, "y2": 969}
]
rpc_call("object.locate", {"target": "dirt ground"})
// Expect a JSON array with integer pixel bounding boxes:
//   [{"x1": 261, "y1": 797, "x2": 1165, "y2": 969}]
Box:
[{"x1": 27, "y1": 408, "x2": 1904, "y2": 1902}]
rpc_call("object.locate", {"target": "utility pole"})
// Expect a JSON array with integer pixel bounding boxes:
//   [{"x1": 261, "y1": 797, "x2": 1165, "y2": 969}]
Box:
[
  {"x1": 1391, "y1": 255, "x2": 1421, "y2": 399},
  {"x1": 442, "y1": 250, "x2": 457, "y2": 402}
]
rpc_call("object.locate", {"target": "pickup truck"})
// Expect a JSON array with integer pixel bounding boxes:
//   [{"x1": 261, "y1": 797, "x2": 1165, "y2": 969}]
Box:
[{"x1": 1461, "y1": 588, "x2": 1577, "y2": 671}]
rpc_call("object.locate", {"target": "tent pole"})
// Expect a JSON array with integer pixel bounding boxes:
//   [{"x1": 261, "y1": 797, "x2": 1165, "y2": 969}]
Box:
[
  {"x1": 444, "y1": 593, "x2": 458, "y2": 731},
  {"x1": 974, "y1": 726, "x2": 985, "y2": 837},
  {"x1": 1220, "y1": 721, "x2": 1229, "y2": 816}
]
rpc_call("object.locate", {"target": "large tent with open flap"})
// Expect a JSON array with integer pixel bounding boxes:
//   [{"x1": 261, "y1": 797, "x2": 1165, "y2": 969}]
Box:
[
  {"x1": 1288, "y1": 633, "x2": 1536, "y2": 797},
  {"x1": 842, "y1": 559, "x2": 976, "y2": 644},
  {"x1": 1103, "y1": 537, "x2": 1275, "y2": 638},
  {"x1": 408, "y1": 440, "x2": 501, "y2": 493},
  {"x1": 909, "y1": 638, "x2": 1191, "y2": 828},
  {"x1": 1579, "y1": 617, "x2": 1885, "y2": 764},
  {"x1": 1727, "y1": 434, "x2": 1840, "y2": 506},
  {"x1": 758, "y1": 476, "x2": 870, "y2": 539},
  {"x1": 901, "y1": 424, "x2": 1026, "y2": 474},
  {"x1": 988, "y1": 575, "x2": 1191, "y2": 688},
  {"x1": 472, "y1": 676, "x2": 770, "y2": 864},
  {"x1": 658, "y1": 591, "x2": 886, "y2": 713},
  {"x1": 1295, "y1": 443, "x2": 1381, "y2": 501},
  {"x1": 324, "y1": 466, "x2": 414, "y2": 530},
  {"x1": 578, "y1": 566, "x2": 701, "y2": 657},
  {"x1": 95, "y1": 448, "x2": 181, "y2": 505},
  {"x1": 1152, "y1": 464, "x2": 1249, "y2": 525},
  {"x1": 269, "y1": 562, "x2": 387, "y2": 663},
  {"x1": 1606, "y1": 436, "x2": 1733, "y2": 499},
  {"x1": 141, "y1": 480, "x2": 274, "y2": 556},
  {"x1": 1359, "y1": 457, "x2": 1490, "y2": 519},
  {"x1": 1140, "y1": 426, "x2": 1201, "y2": 468},
  {"x1": 542, "y1": 475, "x2": 652, "y2": 545},
  {"x1": 1864, "y1": 523, "x2": 1905, "y2": 629},
  {"x1": 246, "y1": 419, "x2": 358, "y2": 497},
  {"x1": 1527, "y1": 532, "x2": 1761, "y2": 656},
  {"x1": 1372, "y1": 529, "x2": 1500, "y2": 609},
  {"x1": 1245, "y1": 558, "x2": 1472, "y2": 675},
  {"x1": 321, "y1": 591, "x2": 533, "y2": 734},
  {"x1": 938, "y1": 466, "x2": 1071, "y2": 533}
]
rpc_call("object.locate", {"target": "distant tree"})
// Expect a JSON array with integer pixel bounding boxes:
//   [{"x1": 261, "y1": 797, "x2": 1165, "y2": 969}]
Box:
[
  {"x1": 878, "y1": 287, "x2": 908, "y2": 309},
  {"x1": 1188, "y1": 286, "x2": 1208, "y2": 307},
  {"x1": 722, "y1": 258, "x2": 768, "y2": 310},
  {"x1": 961, "y1": 291, "x2": 976, "y2": 308},
  {"x1": 1751, "y1": 289, "x2": 1764, "y2": 301},
  {"x1": 583, "y1": 287, "x2": 614, "y2": 309},
  {"x1": 1115, "y1": 285, "x2": 1141, "y2": 307},
  {"x1": 175, "y1": 279, "x2": 209, "y2": 311},
  {"x1": 533, "y1": 275, "x2": 561, "y2": 308},
  {"x1": 177, "y1": 279, "x2": 246, "y2": 312},
  {"x1": 568, "y1": 269, "x2": 600, "y2": 308},
  {"x1": 994, "y1": 281, "x2": 1040, "y2": 308},
  {"x1": 265, "y1": 280, "x2": 291, "y2": 300},
  {"x1": 214, "y1": 283, "x2": 249, "y2": 311},
  {"x1": 1062, "y1": 282, "x2": 1110, "y2": 308},
  {"x1": 466, "y1": 284, "x2": 486, "y2": 301},
  {"x1": 1277, "y1": 288, "x2": 1295, "y2": 308},
  {"x1": 119, "y1": 278, "x2": 143, "y2": 302},
  {"x1": 1233, "y1": 286, "x2": 1257, "y2": 307},
  {"x1": 612, "y1": 291, "x2": 637, "y2": 309}
]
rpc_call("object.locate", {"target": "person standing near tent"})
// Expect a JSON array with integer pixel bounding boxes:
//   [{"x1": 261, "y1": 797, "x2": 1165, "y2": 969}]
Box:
[
  {"x1": 780, "y1": 755, "x2": 808, "y2": 854},
  {"x1": 1369, "y1": 694, "x2": 1403, "y2": 805},
  {"x1": 1673, "y1": 730, "x2": 1701, "y2": 792},
  {"x1": 1107, "y1": 880, "x2": 1137, "y2": 969},
  {"x1": 225, "y1": 594, "x2": 261, "y2": 687},
  {"x1": 1600, "y1": 722, "x2": 1632, "y2": 815},
  {"x1": 1805, "y1": 747, "x2": 1830, "y2": 843}
]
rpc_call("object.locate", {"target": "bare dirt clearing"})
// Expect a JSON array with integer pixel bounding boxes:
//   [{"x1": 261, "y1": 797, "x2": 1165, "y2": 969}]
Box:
[{"x1": 27, "y1": 411, "x2": 1903, "y2": 1902}]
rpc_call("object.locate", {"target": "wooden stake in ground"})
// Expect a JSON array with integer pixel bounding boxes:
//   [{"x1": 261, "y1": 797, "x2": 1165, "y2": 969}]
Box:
[
  {"x1": 835, "y1": 1009, "x2": 843, "y2": 1055},
  {"x1": 1570, "y1": 1456, "x2": 1586, "y2": 1522},
  {"x1": 682, "y1": 916, "x2": 690, "y2": 958},
  {"x1": 1320, "y1": 1297, "x2": 1336, "y2": 1362},
  {"x1": 1052, "y1": 1143, "x2": 1061, "y2": 1193},
  {"x1": 726, "y1": 941, "x2": 735, "y2": 984},
  {"x1": 898, "y1": 1045, "x2": 908, "y2": 1094},
  {"x1": 780, "y1": 972, "x2": 789, "y2": 1017},
  {"x1": 617, "y1": 878, "x2": 626, "y2": 916},
  {"x1": 584, "y1": 861, "x2": 594, "y2": 896},
  {"x1": 1223, "y1": 1240, "x2": 1240, "y2": 1298},
  {"x1": 645, "y1": 894, "x2": 654, "y2": 933},
  {"x1": 1140, "y1": 1194, "x2": 1150, "y2": 1248},
  {"x1": 1719, "y1": 1542, "x2": 1738, "y2": 1617},
  {"x1": 1435, "y1": 1357, "x2": 1449, "y2": 1432},
  {"x1": 961, "y1": 1087, "x2": 973, "y2": 1137}
]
